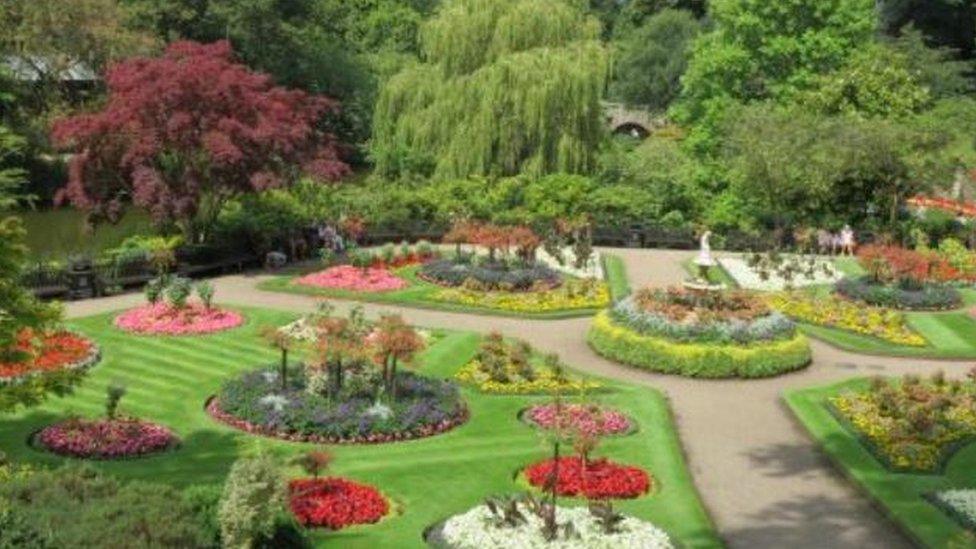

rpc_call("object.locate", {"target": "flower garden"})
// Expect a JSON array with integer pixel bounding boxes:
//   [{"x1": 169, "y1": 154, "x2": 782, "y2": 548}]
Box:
[
  {"x1": 0, "y1": 306, "x2": 718, "y2": 549},
  {"x1": 262, "y1": 223, "x2": 612, "y2": 318}
]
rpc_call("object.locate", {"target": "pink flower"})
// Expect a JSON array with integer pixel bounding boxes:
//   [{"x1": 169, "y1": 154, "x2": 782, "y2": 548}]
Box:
[
  {"x1": 37, "y1": 418, "x2": 177, "y2": 459},
  {"x1": 114, "y1": 302, "x2": 244, "y2": 335},
  {"x1": 295, "y1": 265, "x2": 407, "y2": 292},
  {"x1": 526, "y1": 403, "x2": 631, "y2": 436}
]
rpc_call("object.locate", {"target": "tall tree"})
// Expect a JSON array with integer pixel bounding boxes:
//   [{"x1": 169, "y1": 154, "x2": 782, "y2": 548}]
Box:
[
  {"x1": 673, "y1": 0, "x2": 875, "y2": 151},
  {"x1": 372, "y1": 0, "x2": 610, "y2": 179},
  {"x1": 51, "y1": 41, "x2": 349, "y2": 242},
  {"x1": 611, "y1": 9, "x2": 701, "y2": 109}
]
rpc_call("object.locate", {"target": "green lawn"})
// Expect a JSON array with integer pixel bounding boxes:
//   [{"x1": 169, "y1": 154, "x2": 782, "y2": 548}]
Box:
[
  {"x1": 786, "y1": 379, "x2": 976, "y2": 548},
  {"x1": 0, "y1": 307, "x2": 720, "y2": 548},
  {"x1": 259, "y1": 261, "x2": 621, "y2": 319},
  {"x1": 680, "y1": 257, "x2": 737, "y2": 288},
  {"x1": 602, "y1": 253, "x2": 630, "y2": 301}
]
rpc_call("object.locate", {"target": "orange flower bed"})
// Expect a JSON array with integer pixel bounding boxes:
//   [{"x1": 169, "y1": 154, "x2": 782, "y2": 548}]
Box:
[{"x1": 0, "y1": 330, "x2": 97, "y2": 381}]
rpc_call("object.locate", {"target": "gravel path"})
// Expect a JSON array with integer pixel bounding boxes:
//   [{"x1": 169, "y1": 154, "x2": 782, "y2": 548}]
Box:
[{"x1": 64, "y1": 248, "x2": 972, "y2": 548}]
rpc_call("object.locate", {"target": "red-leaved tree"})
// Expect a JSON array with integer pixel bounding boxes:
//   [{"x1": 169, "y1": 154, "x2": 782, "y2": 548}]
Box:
[{"x1": 52, "y1": 40, "x2": 350, "y2": 241}]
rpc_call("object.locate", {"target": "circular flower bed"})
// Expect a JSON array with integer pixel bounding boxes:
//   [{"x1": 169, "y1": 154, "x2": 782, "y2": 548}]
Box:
[
  {"x1": 295, "y1": 265, "x2": 408, "y2": 292},
  {"x1": 0, "y1": 330, "x2": 99, "y2": 382},
  {"x1": 524, "y1": 457, "x2": 651, "y2": 499},
  {"x1": 210, "y1": 369, "x2": 467, "y2": 443},
  {"x1": 289, "y1": 477, "x2": 389, "y2": 529},
  {"x1": 610, "y1": 291, "x2": 796, "y2": 345},
  {"x1": 835, "y1": 276, "x2": 961, "y2": 311},
  {"x1": 419, "y1": 258, "x2": 560, "y2": 291},
  {"x1": 523, "y1": 403, "x2": 632, "y2": 436},
  {"x1": 34, "y1": 418, "x2": 178, "y2": 459},
  {"x1": 429, "y1": 503, "x2": 674, "y2": 548},
  {"x1": 114, "y1": 302, "x2": 244, "y2": 335}
]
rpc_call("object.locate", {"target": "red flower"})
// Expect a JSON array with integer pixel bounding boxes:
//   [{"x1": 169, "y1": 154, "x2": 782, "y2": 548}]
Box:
[
  {"x1": 0, "y1": 331, "x2": 94, "y2": 380},
  {"x1": 289, "y1": 477, "x2": 389, "y2": 529},
  {"x1": 524, "y1": 457, "x2": 651, "y2": 499}
]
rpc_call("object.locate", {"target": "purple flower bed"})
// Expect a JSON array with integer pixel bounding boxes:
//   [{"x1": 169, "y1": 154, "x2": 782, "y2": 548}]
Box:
[
  {"x1": 212, "y1": 368, "x2": 467, "y2": 443},
  {"x1": 35, "y1": 418, "x2": 178, "y2": 459}
]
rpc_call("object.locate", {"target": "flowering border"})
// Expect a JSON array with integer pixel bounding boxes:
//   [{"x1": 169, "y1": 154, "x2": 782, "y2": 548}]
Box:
[
  {"x1": 521, "y1": 456, "x2": 653, "y2": 500},
  {"x1": 205, "y1": 396, "x2": 470, "y2": 444},
  {"x1": 0, "y1": 333, "x2": 101, "y2": 387}
]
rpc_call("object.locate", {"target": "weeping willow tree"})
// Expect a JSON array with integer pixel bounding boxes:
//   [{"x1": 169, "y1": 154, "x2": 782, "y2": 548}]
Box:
[{"x1": 372, "y1": 0, "x2": 609, "y2": 179}]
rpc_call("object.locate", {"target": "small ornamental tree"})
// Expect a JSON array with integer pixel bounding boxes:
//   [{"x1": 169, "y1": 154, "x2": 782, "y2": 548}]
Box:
[
  {"x1": 52, "y1": 40, "x2": 350, "y2": 242},
  {"x1": 259, "y1": 325, "x2": 294, "y2": 390},
  {"x1": 372, "y1": 315, "x2": 425, "y2": 399}
]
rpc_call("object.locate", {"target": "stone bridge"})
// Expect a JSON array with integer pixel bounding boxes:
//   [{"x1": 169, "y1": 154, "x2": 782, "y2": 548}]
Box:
[{"x1": 602, "y1": 101, "x2": 665, "y2": 138}]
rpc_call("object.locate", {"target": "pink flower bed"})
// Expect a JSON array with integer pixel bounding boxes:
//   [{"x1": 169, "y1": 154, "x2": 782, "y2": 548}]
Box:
[
  {"x1": 114, "y1": 302, "x2": 244, "y2": 335},
  {"x1": 525, "y1": 403, "x2": 632, "y2": 436},
  {"x1": 295, "y1": 265, "x2": 407, "y2": 292},
  {"x1": 36, "y1": 418, "x2": 178, "y2": 459}
]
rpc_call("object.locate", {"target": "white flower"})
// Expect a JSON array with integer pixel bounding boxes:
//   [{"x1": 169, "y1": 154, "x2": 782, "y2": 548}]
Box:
[
  {"x1": 364, "y1": 401, "x2": 394, "y2": 420},
  {"x1": 719, "y1": 255, "x2": 841, "y2": 291},
  {"x1": 258, "y1": 394, "x2": 290, "y2": 412},
  {"x1": 436, "y1": 503, "x2": 674, "y2": 549}
]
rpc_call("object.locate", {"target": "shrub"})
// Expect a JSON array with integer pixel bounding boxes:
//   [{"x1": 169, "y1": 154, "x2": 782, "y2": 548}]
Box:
[
  {"x1": 197, "y1": 281, "x2": 215, "y2": 309},
  {"x1": 0, "y1": 465, "x2": 213, "y2": 548},
  {"x1": 835, "y1": 276, "x2": 961, "y2": 311},
  {"x1": 218, "y1": 455, "x2": 287, "y2": 549},
  {"x1": 165, "y1": 277, "x2": 193, "y2": 309},
  {"x1": 145, "y1": 275, "x2": 168, "y2": 304},
  {"x1": 588, "y1": 311, "x2": 811, "y2": 378}
]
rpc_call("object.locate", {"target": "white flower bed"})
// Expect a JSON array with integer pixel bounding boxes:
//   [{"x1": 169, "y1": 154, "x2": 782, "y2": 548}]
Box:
[
  {"x1": 718, "y1": 255, "x2": 842, "y2": 291},
  {"x1": 433, "y1": 504, "x2": 673, "y2": 549},
  {"x1": 933, "y1": 489, "x2": 976, "y2": 529},
  {"x1": 536, "y1": 248, "x2": 603, "y2": 280}
]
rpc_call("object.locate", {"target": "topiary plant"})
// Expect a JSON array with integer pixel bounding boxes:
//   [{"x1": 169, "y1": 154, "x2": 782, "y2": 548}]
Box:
[
  {"x1": 196, "y1": 281, "x2": 215, "y2": 309},
  {"x1": 166, "y1": 277, "x2": 193, "y2": 309}
]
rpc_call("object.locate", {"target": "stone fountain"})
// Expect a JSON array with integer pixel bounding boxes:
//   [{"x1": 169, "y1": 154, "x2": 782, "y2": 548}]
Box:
[{"x1": 683, "y1": 230, "x2": 726, "y2": 292}]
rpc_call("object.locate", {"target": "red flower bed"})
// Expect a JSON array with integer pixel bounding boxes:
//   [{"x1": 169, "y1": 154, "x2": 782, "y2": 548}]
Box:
[
  {"x1": 524, "y1": 457, "x2": 651, "y2": 499},
  {"x1": 0, "y1": 330, "x2": 98, "y2": 381},
  {"x1": 858, "y1": 244, "x2": 970, "y2": 284},
  {"x1": 35, "y1": 418, "x2": 178, "y2": 459},
  {"x1": 289, "y1": 477, "x2": 389, "y2": 529}
]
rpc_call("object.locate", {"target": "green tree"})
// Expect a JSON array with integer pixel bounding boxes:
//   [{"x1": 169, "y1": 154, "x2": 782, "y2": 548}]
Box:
[
  {"x1": 674, "y1": 0, "x2": 875, "y2": 151},
  {"x1": 372, "y1": 0, "x2": 610, "y2": 179},
  {"x1": 611, "y1": 9, "x2": 701, "y2": 109},
  {"x1": 805, "y1": 42, "x2": 931, "y2": 119},
  {"x1": 722, "y1": 104, "x2": 839, "y2": 231},
  {"x1": 218, "y1": 454, "x2": 286, "y2": 549}
]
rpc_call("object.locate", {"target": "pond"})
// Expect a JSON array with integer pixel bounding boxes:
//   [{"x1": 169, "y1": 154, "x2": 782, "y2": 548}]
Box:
[{"x1": 5, "y1": 208, "x2": 153, "y2": 259}]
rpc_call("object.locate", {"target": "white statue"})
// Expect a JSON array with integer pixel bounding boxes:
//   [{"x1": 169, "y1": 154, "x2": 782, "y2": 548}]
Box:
[{"x1": 695, "y1": 230, "x2": 716, "y2": 267}]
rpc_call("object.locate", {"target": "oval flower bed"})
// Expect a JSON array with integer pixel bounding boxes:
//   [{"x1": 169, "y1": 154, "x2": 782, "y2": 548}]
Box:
[
  {"x1": 289, "y1": 477, "x2": 389, "y2": 529},
  {"x1": 0, "y1": 330, "x2": 100, "y2": 382},
  {"x1": 209, "y1": 369, "x2": 468, "y2": 444},
  {"x1": 524, "y1": 457, "x2": 651, "y2": 499},
  {"x1": 114, "y1": 302, "x2": 244, "y2": 335},
  {"x1": 34, "y1": 418, "x2": 178, "y2": 459},
  {"x1": 430, "y1": 503, "x2": 674, "y2": 548},
  {"x1": 295, "y1": 265, "x2": 407, "y2": 292},
  {"x1": 523, "y1": 403, "x2": 632, "y2": 436}
]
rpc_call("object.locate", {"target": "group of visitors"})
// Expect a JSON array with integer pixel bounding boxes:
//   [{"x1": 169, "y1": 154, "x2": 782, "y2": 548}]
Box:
[{"x1": 815, "y1": 225, "x2": 856, "y2": 256}]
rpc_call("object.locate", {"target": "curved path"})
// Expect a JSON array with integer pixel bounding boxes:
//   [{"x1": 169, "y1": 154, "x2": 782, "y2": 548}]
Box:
[{"x1": 64, "y1": 248, "x2": 974, "y2": 549}]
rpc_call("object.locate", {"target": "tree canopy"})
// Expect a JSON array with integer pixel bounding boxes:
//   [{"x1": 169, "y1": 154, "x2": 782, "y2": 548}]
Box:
[
  {"x1": 371, "y1": 0, "x2": 610, "y2": 179},
  {"x1": 51, "y1": 40, "x2": 349, "y2": 241}
]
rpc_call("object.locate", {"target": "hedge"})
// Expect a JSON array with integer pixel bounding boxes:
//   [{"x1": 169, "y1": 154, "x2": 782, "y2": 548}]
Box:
[{"x1": 587, "y1": 311, "x2": 812, "y2": 378}]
